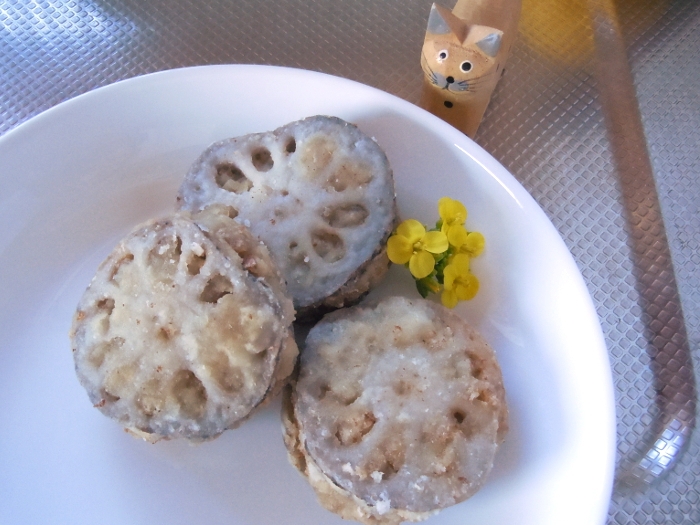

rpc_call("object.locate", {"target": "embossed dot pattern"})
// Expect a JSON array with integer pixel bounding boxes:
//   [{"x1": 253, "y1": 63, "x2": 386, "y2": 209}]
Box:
[{"x1": 1, "y1": 0, "x2": 699, "y2": 523}]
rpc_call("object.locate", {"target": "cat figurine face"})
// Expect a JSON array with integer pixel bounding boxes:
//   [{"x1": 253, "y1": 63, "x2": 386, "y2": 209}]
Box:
[{"x1": 419, "y1": 3, "x2": 504, "y2": 138}]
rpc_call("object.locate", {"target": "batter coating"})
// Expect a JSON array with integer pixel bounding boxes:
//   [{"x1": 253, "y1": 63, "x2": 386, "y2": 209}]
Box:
[
  {"x1": 176, "y1": 116, "x2": 397, "y2": 320},
  {"x1": 71, "y1": 207, "x2": 296, "y2": 442},
  {"x1": 283, "y1": 296, "x2": 508, "y2": 524}
]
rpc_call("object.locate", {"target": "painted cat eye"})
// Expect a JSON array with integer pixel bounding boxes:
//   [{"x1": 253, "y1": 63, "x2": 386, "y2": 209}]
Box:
[
  {"x1": 438, "y1": 49, "x2": 448, "y2": 62},
  {"x1": 460, "y1": 61, "x2": 473, "y2": 72}
]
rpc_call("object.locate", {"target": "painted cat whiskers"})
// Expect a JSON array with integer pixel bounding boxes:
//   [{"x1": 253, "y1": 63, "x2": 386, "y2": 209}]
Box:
[
  {"x1": 421, "y1": 48, "x2": 500, "y2": 98},
  {"x1": 419, "y1": 1, "x2": 521, "y2": 137}
]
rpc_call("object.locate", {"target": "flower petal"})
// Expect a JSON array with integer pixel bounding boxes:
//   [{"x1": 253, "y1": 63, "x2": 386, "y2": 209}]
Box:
[
  {"x1": 441, "y1": 288, "x2": 459, "y2": 308},
  {"x1": 409, "y1": 250, "x2": 435, "y2": 279},
  {"x1": 451, "y1": 253, "x2": 471, "y2": 275},
  {"x1": 462, "y1": 232, "x2": 485, "y2": 257},
  {"x1": 438, "y1": 197, "x2": 467, "y2": 225},
  {"x1": 422, "y1": 231, "x2": 449, "y2": 254},
  {"x1": 443, "y1": 262, "x2": 457, "y2": 290},
  {"x1": 387, "y1": 235, "x2": 413, "y2": 264},
  {"x1": 456, "y1": 274, "x2": 479, "y2": 301},
  {"x1": 396, "y1": 219, "x2": 425, "y2": 244},
  {"x1": 447, "y1": 224, "x2": 469, "y2": 247}
]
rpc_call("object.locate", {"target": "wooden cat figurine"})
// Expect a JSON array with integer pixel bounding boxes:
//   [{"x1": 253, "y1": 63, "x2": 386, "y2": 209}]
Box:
[{"x1": 419, "y1": 1, "x2": 522, "y2": 138}]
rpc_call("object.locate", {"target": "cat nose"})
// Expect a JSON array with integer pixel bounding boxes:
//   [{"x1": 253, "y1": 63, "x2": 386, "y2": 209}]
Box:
[{"x1": 446, "y1": 76, "x2": 455, "y2": 84}]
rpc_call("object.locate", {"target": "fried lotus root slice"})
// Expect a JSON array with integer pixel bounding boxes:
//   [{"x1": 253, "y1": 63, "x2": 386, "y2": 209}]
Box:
[
  {"x1": 176, "y1": 115, "x2": 397, "y2": 320},
  {"x1": 282, "y1": 296, "x2": 508, "y2": 525},
  {"x1": 70, "y1": 211, "x2": 297, "y2": 442}
]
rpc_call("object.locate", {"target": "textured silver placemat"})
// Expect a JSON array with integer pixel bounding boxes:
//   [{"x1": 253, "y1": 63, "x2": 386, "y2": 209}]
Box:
[{"x1": 1, "y1": 0, "x2": 698, "y2": 522}]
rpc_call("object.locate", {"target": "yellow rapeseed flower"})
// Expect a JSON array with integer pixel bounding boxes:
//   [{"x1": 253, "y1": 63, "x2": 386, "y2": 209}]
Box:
[
  {"x1": 450, "y1": 230, "x2": 486, "y2": 257},
  {"x1": 441, "y1": 254, "x2": 479, "y2": 308},
  {"x1": 454, "y1": 231, "x2": 486, "y2": 258},
  {"x1": 386, "y1": 197, "x2": 483, "y2": 304},
  {"x1": 438, "y1": 197, "x2": 468, "y2": 247},
  {"x1": 387, "y1": 219, "x2": 448, "y2": 279}
]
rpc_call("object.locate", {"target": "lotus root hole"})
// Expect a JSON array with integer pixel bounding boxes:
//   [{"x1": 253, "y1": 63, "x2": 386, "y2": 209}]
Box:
[
  {"x1": 88, "y1": 337, "x2": 123, "y2": 368},
  {"x1": 364, "y1": 439, "x2": 405, "y2": 480},
  {"x1": 223, "y1": 206, "x2": 239, "y2": 219},
  {"x1": 96, "y1": 297, "x2": 115, "y2": 314},
  {"x1": 376, "y1": 457, "x2": 401, "y2": 480},
  {"x1": 211, "y1": 358, "x2": 245, "y2": 393},
  {"x1": 216, "y1": 163, "x2": 253, "y2": 193},
  {"x1": 109, "y1": 253, "x2": 134, "y2": 281},
  {"x1": 469, "y1": 356, "x2": 485, "y2": 380},
  {"x1": 216, "y1": 365, "x2": 245, "y2": 394},
  {"x1": 103, "y1": 363, "x2": 136, "y2": 399},
  {"x1": 251, "y1": 147, "x2": 274, "y2": 172},
  {"x1": 100, "y1": 391, "x2": 120, "y2": 404},
  {"x1": 311, "y1": 230, "x2": 346, "y2": 263},
  {"x1": 147, "y1": 236, "x2": 183, "y2": 281},
  {"x1": 342, "y1": 394, "x2": 360, "y2": 406},
  {"x1": 96, "y1": 298, "x2": 115, "y2": 333},
  {"x1": 137, "y1": 378, "x2": 165, "y2": 417},
  {"x1": 328, "y1": 384, "x2": 360, "y2": 406},
  {"x1": 285, "y1": 138, "x2": 296, "y2": 154},
  {"x1": 173, "y1": 236, "x2": 183, "y2": 256},
  {"x1": 327, "y1": 162, "x2": 373, "y2": 192},
  {"x1": 318, "y1": 383, "x2": 331, "y2": 399},
  {"x1": 476, "y1": 390, "x2": 493, "y2": 404},
  {"x1": 335, "y1": 411, "x2": 376, "y2": 445},
  {"x1": 289, "y1": 241, "x2": 309, "y2": 260},
  {"x1": 187, "y1": 252, "x2": 206, "y2": 275},
  {"x1": 199, "y1": 274, "x2": 234, "y2": 303},
  {"x1": 322, "y1": 203, "x2": 369, "y2": 228},
  {"x1": 300, "y1": 135, "x2": 335, "y2": 176},
  {"x1": 171, "y1": 369, "x2": 207, "y2": 419}
]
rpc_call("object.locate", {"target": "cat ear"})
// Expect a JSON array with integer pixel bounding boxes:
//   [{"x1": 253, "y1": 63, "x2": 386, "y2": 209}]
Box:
[
  {"x1": 426, "y1": 3, "x2": 467, "y2": 42},
  {"x1": 426, "y1": 4, "x2": 450, "y2": 35},
  {"x1": 476, "y1": 32, "x2": 503, "y2": 57}
]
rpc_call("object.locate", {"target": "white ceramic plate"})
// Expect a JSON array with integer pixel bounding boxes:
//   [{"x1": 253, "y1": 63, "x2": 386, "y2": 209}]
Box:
[{"x1": 0, "y1": 65, "x2": 615, "y2": 525}]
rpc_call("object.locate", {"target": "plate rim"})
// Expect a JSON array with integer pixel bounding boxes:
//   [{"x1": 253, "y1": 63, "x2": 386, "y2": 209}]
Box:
[{"x1": 0, "y1": 63, "x2": 616, "y2": 525}]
